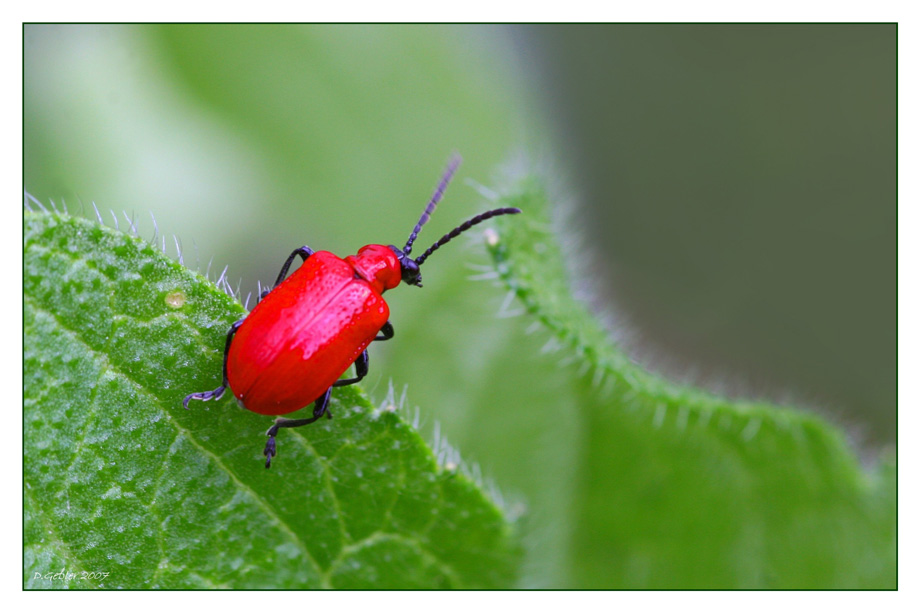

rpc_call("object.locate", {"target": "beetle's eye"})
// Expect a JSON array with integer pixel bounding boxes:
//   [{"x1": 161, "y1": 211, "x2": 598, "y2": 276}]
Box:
[
  {"x1": 388, "y1": 244, "x2": 423, "y2": 286},
  {"x1": 400, "y1": 259, "x2": 422, "y2": 286}
]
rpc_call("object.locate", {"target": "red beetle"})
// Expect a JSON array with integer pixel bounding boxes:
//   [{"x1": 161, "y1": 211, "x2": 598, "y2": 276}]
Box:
[{"x1": 184, "y1": 157, "x2": 520, "y2": 467}]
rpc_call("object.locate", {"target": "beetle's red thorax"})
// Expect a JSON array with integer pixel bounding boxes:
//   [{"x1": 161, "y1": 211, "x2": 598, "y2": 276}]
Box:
[
  {"x1": 226, "y1": 250, "x2": 390, "y2": 415},
  {"x1": 345, "y1": 244, "x2": 401, "y2": 294}
]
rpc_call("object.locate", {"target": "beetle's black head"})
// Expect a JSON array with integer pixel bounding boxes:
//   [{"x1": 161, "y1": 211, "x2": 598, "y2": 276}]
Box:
[
  {"x1": 388, "y1": 245, "x2": 423, "y2": 287},
  {"x1": 397, "y1": 155, "x2": 521, "y2": 289}
]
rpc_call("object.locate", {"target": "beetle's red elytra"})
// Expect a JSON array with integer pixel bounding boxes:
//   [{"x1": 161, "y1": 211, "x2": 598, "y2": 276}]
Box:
[{"x1": 183, "y1": 156, "x2": 521, "y2": 468}]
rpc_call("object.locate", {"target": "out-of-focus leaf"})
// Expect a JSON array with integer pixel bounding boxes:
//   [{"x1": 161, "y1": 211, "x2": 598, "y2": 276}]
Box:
[{"x1": 478, "y1": 170, "x2": 896, "y2": 588}]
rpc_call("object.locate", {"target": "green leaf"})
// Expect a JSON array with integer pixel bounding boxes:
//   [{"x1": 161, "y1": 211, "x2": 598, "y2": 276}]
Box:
[
  {"x1": 23, "y1": 209, "x2": 520, "y2": 589},
  {"x1": 477, "y1": 169, "x2": 896, "y2": 588},
  {"x1": 25, "y1": 25, "x2": 895, "y2": 590}
]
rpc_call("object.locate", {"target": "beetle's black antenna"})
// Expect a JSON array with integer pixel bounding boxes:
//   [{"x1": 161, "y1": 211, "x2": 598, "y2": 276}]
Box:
[
  {"x1": 415, "y1": 207, "x2": 521, "y2": 266},
  {"x1": 403, "y1": 154, "x2": 462, "y2": 256}
]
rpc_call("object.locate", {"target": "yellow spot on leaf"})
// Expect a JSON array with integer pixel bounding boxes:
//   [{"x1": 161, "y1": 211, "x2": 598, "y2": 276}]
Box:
[{"x1": 165, "y1": 291, "x2": 186, "y2": 309}]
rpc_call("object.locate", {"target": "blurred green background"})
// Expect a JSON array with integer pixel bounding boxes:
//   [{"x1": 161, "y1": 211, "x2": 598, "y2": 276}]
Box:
[
  {"x1": 509, "y1": 24, "x2": 896, "y2": 449},
  {"x1": 24, "y1": 24, "x2": 896, "y2": 587}
]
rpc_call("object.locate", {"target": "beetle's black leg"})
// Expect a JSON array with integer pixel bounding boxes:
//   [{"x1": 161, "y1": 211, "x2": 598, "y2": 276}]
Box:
[
  {"x1": 264, "y1": 388, "x2": 332, "y2": 468},
  {"x1": 375, "y1": 320, "x2": 394, "y2": 341},
  {"x1": 331, "y1": 322, "x2": 392, "y2": 388},
  {"x1": 333, "y1": 350, "x2": 369, "y2": 387},
  {"x1": 183, "y1": 319, "x2": 244, "y2": 409},
  {"x1": 259, "y1": 246, "x2": 315, "y2": 300},
  {"x1": 274, "y1": 246, "x2": 315, "y2": 288}
]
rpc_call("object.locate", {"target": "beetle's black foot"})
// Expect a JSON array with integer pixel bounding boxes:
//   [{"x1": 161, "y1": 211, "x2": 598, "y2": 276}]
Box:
[
  {"x1": 264, "y1": 434, "x2": 277, "y2": 469},
  {"x1": 183, "y1": 386, "x2": 226, "y2": 409},
  {"x1": 260, "y1": 402, "x2": 328, "y2": 468}
]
